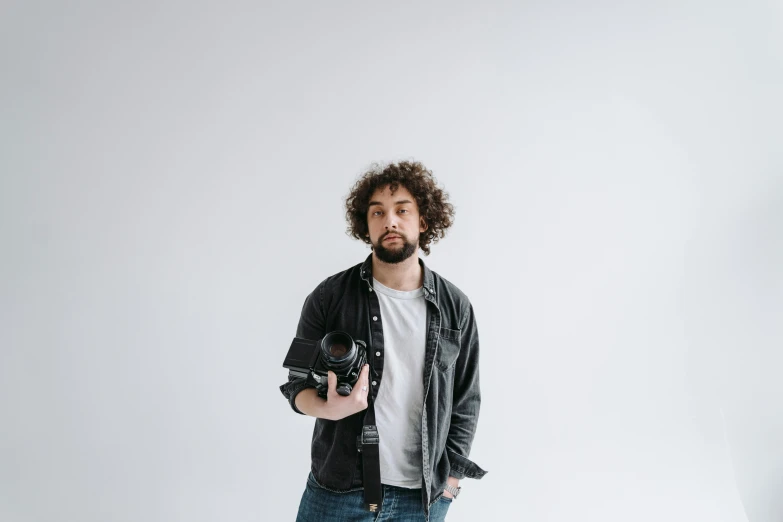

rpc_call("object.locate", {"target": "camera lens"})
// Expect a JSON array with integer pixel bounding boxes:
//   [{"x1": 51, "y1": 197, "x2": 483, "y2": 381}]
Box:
[
  {"x1": 320, "y1": 331, "x2": 358, "y2": 373},
  {"x1": 330, "y1": 343, "x2": 348, "y2": 358}
]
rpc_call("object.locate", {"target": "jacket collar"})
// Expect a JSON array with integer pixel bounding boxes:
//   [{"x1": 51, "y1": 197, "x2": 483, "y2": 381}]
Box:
[{"x1": 359, "y1": 253, "x2": 436, "y2": 295}]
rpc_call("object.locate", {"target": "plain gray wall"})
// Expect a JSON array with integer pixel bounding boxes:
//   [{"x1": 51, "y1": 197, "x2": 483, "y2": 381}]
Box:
[{"x1": 1, "y1": 1, "x2": 781, "y2": 521}]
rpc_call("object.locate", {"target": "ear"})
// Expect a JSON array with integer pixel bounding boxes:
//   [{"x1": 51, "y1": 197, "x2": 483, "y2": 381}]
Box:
[{"x1": 420, "y1": 217, "x2": 428, "y2": 233}]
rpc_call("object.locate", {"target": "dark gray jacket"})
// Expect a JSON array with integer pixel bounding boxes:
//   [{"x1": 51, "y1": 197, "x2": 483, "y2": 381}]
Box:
[{"x1": 279, "y1": 254, "x2": 486, "y2": 515}]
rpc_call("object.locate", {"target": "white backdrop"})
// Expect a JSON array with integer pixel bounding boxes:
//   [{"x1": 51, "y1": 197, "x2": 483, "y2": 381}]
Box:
[{"x1": 1, "y1": 1, "x2": 781, "y2": 521}]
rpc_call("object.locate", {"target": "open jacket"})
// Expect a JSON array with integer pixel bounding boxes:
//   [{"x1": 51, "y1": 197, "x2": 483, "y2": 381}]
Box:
[{"x1": 279, "y1": 254, "x2": 486, "y2": 514}]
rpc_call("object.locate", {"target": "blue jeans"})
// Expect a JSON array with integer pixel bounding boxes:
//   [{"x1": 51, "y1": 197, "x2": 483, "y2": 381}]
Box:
[{"x1": 296, "y1": 472, "x2": 452, "y2": 522}]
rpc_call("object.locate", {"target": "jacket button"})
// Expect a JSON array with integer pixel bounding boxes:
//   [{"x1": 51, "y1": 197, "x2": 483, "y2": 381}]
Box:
[
  {"x1": 372, "y1": 316, "x2": 377, "y2": 321},
  {"x1": 372, "y1": 381, "x2": 377, "y2": 386},
  {"x1": 376, "y1": 351, "x2": 381, "y2": 356}
]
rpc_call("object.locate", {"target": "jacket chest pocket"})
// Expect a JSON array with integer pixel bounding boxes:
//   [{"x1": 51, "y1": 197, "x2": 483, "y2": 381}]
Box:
[{"x1": 436, "y1": 326, "x2": 461, "y2": 371}]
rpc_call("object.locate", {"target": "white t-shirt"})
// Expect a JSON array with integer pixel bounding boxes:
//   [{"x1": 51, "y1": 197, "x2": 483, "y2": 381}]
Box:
[{"x1": 372, "y1": 277, "x2": 427, "y2": 488}]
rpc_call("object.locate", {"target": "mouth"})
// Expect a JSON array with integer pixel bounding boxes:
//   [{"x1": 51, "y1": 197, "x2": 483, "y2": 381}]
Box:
[{"x1": 384, "y1": 235, "x2": 401, "y2": 242}]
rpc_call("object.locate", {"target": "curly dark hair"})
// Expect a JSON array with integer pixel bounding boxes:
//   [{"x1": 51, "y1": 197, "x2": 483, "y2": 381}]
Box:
[{"x1": 345, "y1": 161, "x2": 455, "y2": 256}]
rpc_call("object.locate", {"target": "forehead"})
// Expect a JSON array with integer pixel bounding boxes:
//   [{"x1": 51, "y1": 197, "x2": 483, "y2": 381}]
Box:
[{"x1": 369, "y1": 184, "x2": 415, "y2": 203}]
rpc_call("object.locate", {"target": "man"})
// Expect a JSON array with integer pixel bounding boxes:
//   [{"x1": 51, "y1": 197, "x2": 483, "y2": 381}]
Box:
[{"x1": 280, "y1": 161, "x2": 486, "y2": 521}]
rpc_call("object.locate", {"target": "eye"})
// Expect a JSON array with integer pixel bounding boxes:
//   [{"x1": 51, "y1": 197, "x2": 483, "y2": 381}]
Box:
[
  {"x1": 398, "y1": 209, "x2": 408, "y2": 214},
  {"x1": 372, "y1": 210, "x2": 382, "y2": 216}
]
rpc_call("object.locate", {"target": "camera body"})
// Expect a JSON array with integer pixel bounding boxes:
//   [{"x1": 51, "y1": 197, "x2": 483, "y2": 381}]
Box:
[{"x1": 282, "y1": 331, "x2": 368, "y2": 399}]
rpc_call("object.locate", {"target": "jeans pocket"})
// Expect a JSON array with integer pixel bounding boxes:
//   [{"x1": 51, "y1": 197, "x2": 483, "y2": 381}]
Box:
[{"x1": 306, "y1": 471, "x2": 320, "y2": 489}]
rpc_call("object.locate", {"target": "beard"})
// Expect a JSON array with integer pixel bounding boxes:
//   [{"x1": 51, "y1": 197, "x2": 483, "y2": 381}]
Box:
[{"x1": 373, "y1": 232, "x2": 418, "y2": 264}]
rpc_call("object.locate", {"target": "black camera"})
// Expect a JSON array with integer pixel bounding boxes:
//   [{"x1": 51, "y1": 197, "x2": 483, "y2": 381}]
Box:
[{"x1": 282, "y1": 331, "x2": 368, "y2": 399}]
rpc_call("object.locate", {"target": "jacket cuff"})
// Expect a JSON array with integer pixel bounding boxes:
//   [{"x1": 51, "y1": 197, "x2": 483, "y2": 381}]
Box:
[
  {"x1": 279, "y1": 378, "x2": 313, "y2": 415},
  {"x1": 447, "y1": 449, "x2": 488, "y2": 480}
]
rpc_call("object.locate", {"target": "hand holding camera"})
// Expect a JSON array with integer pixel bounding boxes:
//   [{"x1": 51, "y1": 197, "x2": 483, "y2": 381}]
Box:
[
  {"x1": 320, "y1": 364, "x2": 370, "y2": 421},
  {"x1": 283, "y1": 331, "x2": 373, "y2": 421}
]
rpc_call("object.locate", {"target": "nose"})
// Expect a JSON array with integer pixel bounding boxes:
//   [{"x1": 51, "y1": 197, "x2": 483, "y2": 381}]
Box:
[{"x1": 383, "y1": 214, "x2": 399, "y2": 230}]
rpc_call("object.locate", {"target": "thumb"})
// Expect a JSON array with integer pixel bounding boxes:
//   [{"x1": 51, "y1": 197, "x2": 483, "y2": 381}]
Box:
[{"x1": 327, "y1": 370, "x2": 336, "y2": 394}]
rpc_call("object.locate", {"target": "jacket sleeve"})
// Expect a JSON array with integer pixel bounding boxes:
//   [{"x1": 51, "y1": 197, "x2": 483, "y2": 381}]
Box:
[
  {"x1": 445, "y1": 302, "x2": 487, "y2": 479},
  {"x1": 279, "y1": 280, "x2": 327, "y2": 414}
]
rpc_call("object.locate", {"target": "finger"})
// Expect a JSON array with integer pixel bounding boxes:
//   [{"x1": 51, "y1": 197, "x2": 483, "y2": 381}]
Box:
[
  {"x1": 350, "y1": 365, "x2": 368, "y2": 397},
  {"x1": 327, "y1": 370, "x2": 336, "y2": 395},
  {"x1": 361, "y1": 364, "x2": 370, "y2": 394},
  {"x1": 350, "y1": 365, "x2": 367, "y2": 397}
]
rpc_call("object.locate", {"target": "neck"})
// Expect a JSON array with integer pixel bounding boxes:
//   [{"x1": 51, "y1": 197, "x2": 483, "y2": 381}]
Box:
[{"x1": 371, "y1": 252, "x2": 423, "y2": 291}]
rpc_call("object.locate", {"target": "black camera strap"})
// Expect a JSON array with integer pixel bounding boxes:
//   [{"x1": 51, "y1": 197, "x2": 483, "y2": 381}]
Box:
[
  {"x1": 359, "y1": 271, "x2": 383, "y2": 512},
  {"x1": 357, "y1": 392, "x2": 382, "y2": 512}
]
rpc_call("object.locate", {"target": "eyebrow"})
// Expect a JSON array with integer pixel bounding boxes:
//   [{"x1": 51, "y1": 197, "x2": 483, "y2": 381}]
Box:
[{"x1": 368, "y1": 199, "x2": 414, "y2": 207}]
